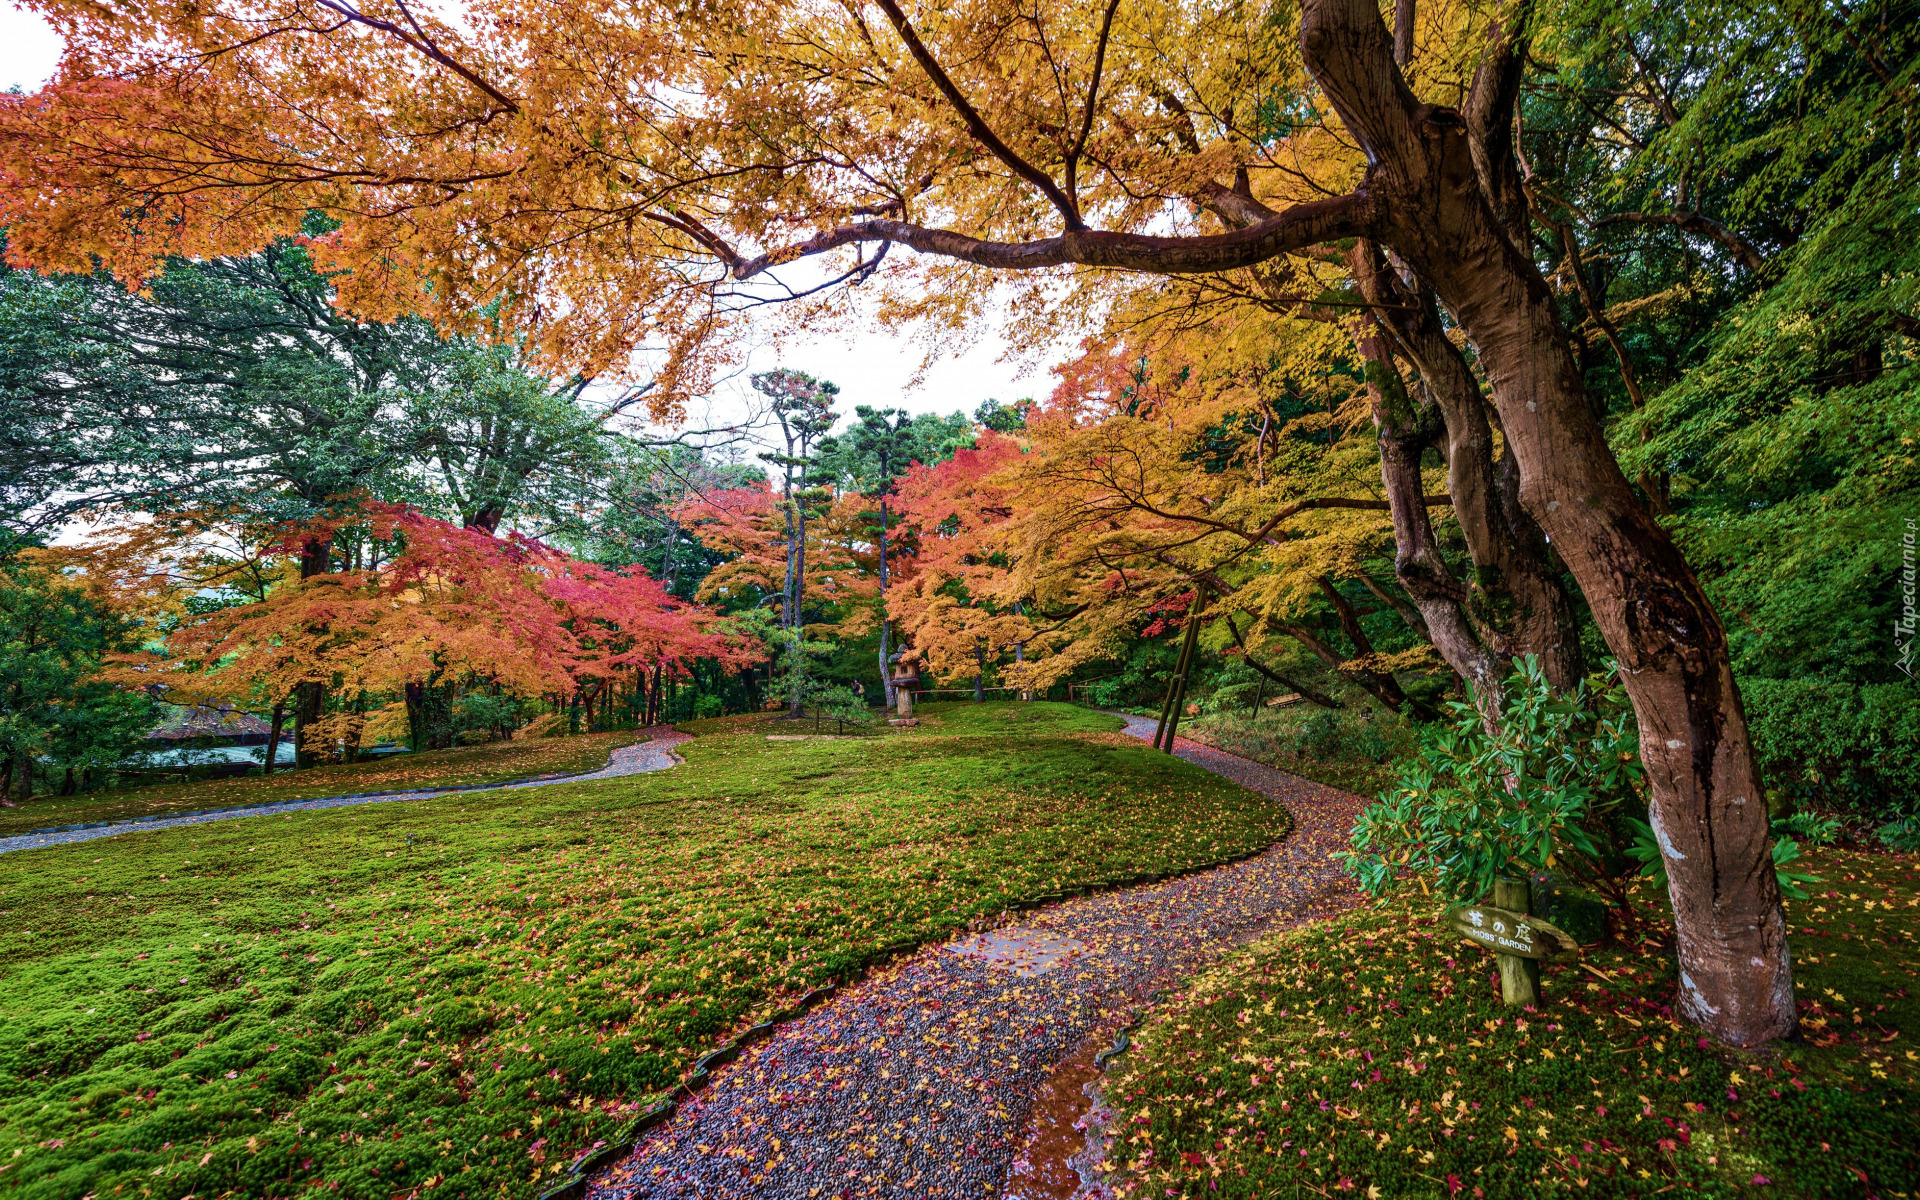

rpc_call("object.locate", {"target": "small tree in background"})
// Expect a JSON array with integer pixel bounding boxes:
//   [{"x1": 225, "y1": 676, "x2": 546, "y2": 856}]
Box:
[
  {"x1": 0, "y1": 558, "x2": 155, "y2": 803},
  {"x1": 753, "y1": 370, "x2": 839, "y2": 717}
]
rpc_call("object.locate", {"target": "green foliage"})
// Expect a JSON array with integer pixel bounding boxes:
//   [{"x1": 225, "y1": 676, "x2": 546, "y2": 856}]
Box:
[
  {"x1": 1100, "y1": 852, "x2": 1920, "y2": 1199},
  {"x1": 1181, "y1": 704, "x2": 1415, "y2": 797},
  {"x1": 453, "y1": 691, "x2": 525, "y2": 740},
  {"x1": 0, "y1": 561, "x2": 156, "y2": 801},
  {"x1": 1081, "y1": 638, "x2": 1180, "y2": 710},
  {"x1": 1338, "y1": 659, "x2": 1642, "y2": 901},
  {"x1": 0, "y1": 240, "x2": 625, "y2": 535},
  {"x1": 1525, "y1": 0, "x2": 1919, "y2": 735},
  {"x1": 1878, "y1": 818, "x2": 1920, "y2": 853},
  {"x1": 815, "y1": 406, "x2": 976, "y2": 495},
  {"x1": 1740, "y1": 677, "x2": 1920, "y2": 820},
  {"x1": 1771, "y1": 811, "x2": 1843, "y2": 847},
  {"x1": 972, "y1": 397, "x2": 1031, "y2": 432},
  {"x1": 801, "y1": 682, "x2": 871, "y2": 725},
  {"x1": 0, "y1": 704, "x2": 1286, "y2": 1200}
]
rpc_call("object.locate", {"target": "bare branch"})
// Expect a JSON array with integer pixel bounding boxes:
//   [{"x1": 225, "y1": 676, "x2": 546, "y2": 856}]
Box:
[
  {"x1": 1065, "y1": 0, "x2": 1125, "y2": 212},
  {"x1": 1597, "y1": 210, "x2": 1766, "y2": 273}
]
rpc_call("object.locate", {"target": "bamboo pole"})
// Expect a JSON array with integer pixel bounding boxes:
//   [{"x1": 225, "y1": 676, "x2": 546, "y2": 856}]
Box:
[{"x1": 1153, "y1": 587, "x2": 1207, "y2": 751}]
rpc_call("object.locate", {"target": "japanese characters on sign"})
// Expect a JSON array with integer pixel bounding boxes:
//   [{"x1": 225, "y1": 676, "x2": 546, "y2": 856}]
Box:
[{"x1": 1447, "y1": 904, "x2": 1577, "y2": 961}]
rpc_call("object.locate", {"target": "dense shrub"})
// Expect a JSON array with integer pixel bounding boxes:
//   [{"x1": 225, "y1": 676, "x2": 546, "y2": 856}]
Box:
[
  {"x1": 1339, "y1": 658, "x2": 1644, "y2": 903},
  {"x1": 1741, "y1": 677, "x2": 1920, "y2": 820},
  {"x1": 1181, "y1": 703, "x2": 1417, "y2": 795}
]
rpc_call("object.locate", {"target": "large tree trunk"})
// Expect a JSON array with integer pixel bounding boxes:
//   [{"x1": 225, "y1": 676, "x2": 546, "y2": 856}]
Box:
[
  {"x1": 1301, "y1": 0, "x2": 1793, "y2": 1044},
  {"x1": 1351, "y1": 298, "x2": 1506, "y2": 724},
  {"x1": 292, "y1": 534, "x2": 333, "y2": 769},
  {"x1": 264, "y1": 701, "x2": 287, "y2": 776},
  {"x1": 1348, "y1": 241, "x2": 1585, "y2": 701}
]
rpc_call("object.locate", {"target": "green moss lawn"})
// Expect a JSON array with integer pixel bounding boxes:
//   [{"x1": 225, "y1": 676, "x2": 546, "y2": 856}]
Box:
[
  {"x1": 1100, "y1": 848, "x2": 1919, "y2": 1198},
  {"x1": 0, "y1": 732, "x2": 645, "y2": 839},
  {"x1": 0, "y1": 702, "x2": 1287, "y2": 1199}
]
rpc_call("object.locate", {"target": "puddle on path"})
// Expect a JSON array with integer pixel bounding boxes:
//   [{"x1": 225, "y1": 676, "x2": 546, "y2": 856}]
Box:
[{"x1": 947, "y1": 928, "x2": 1093, "y2": 976}]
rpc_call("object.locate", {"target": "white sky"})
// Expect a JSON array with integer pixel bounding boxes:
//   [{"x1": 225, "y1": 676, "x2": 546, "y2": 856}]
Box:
[{"x1": 0, "y1": 2, "x2": 1058, "y2": 454}]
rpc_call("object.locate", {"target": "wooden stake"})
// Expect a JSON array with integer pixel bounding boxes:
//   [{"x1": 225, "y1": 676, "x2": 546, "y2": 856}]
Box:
[{"x1": 1493, "y1": 876, "x2": 1542, "y2": 1007}]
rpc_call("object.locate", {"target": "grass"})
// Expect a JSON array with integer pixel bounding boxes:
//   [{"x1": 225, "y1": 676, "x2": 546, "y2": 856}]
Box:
[
  {"x1": 0, "y1": 702, "x2": 1289, "y2": 1200},
  {"x1": 0, "y1": 733, "x2": 645, "y2": 839},
  {"x1": 1180, "y1": 707, "x2": 1417, "y2": 797},
  {"x1": 1098, "y1": 847, "x2": 1919, "y2": 1198}
]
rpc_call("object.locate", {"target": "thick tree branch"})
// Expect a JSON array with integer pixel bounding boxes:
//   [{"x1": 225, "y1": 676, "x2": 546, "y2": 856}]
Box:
[
  {"x1": 728, "y1": 191, "x2": 1381, "y2": 279},
  {"x1": 311, "y1": 0, "x2": 519, "y2": 116}
]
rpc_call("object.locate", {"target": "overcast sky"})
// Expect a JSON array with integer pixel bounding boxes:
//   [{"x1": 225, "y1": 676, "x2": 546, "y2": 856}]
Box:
[{"x1": 0, "y1": 2, "x2": 1061, "y2": 449}]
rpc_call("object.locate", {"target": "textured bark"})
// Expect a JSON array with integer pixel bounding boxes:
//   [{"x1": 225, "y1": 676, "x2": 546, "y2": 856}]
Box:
[
  {"x1": 1349, "y1": 240, "x2": 1586, "y2": 701},
  {"x1": 1204, "y1": 177, "x2": 1582, "y2": 708},
  {"x1": 1300, "y1": 0, "x2": 1792, "y2": 1044},
  {"x1": 263, "y1": 701, "x2": 286, "y2": 777},
  {"x1": 1354, "y1": 312, "x2": 1505, "y2": 724},
  {"x1": 1541, "y1": 212, "x2": 1671, "y2": 514},
  {"x1": 292, "y1": 534, "x2": 332, "y2": 769}
]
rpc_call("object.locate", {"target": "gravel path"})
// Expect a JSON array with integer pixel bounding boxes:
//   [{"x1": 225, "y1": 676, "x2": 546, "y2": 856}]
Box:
[
  {"x1": 588, "y1": 716, "x2": 1368, "y2": 1200},
  {"x1": 0, "y1": 728, "x2": 690, "y2": 855}
]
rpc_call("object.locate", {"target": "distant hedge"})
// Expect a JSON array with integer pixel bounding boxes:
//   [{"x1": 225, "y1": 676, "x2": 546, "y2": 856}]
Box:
[{"x1": 1742, "y1": 677, "x2": 1920, "y2": 819}]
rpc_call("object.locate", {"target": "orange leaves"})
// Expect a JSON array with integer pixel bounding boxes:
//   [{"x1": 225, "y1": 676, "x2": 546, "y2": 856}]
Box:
[
  {"x1": 129, "y1": 503, "x2": 757, "y2": 707},
  {"x1": 886, "y1": 432, "x2": 1033, "y2": 683}
]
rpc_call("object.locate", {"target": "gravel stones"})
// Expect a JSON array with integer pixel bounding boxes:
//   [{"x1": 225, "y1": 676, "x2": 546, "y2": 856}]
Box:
[
  {"x1": 587, "y1": 716, "x2": 1369, "y2": 1200},
  {"x1": 0, "y1": 727, "x2": 690, "y2": 855}
]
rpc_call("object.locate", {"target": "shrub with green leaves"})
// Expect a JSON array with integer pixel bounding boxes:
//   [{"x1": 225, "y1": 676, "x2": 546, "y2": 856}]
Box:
[
  {"x1": 1337, "y1": 658, "x2": 1643, "y2": 903},
  {"x1": 1880, "y1": 817, "x2": 1920, "y2": 853},
  {"x1": 1741, "y1": 677, "x2": 1920, "y2": 821},
  {"x1": 1771, "y1": 811, "x2": 1844, "y2": 846}
]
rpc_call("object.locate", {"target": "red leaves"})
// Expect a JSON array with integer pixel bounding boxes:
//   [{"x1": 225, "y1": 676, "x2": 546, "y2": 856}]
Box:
[{"x1": 162, "y1": 502, "x2": 759, "y2": 708}]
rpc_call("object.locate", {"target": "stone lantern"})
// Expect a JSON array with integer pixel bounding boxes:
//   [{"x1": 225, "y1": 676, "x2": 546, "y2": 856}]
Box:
[{"x1": 888, "y1": 653, "x2": 921, "y2": 725}]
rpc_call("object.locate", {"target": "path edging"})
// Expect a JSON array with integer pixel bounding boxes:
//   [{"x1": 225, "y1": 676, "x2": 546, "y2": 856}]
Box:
[
  {"x1": 555, "y1": 820, "x2": 1292, "y2": 1200},
  {"x1": 11, "y1": 736, "x2": 653, "y2": 838}
]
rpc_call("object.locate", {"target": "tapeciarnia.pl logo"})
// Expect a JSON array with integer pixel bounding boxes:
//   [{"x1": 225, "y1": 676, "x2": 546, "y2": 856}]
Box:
[{"x1": 1899, "y1": 517, "x2": 1917, "y2": 679}]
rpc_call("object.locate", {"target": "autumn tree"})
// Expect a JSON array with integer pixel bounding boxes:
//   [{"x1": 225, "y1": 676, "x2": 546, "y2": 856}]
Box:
[
  {"x1": 887, "y1": 432, "x2": 1035, "y2": 695},
  {"x1": 0, "y1": 0, "x2": 1833, "y2": 1041},
  {"x1": 132, "y1": 504, "x2": 753, "y2": 759},
  {"x1": 815, "y1": 405, "x2": 976, "y2": 705}
]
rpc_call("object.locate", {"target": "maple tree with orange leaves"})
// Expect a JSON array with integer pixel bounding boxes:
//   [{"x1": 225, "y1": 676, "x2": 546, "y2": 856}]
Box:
[
  {"x1": 92, "y1": 504, "x2": 758, "y2": 765},
  {"x1": 0, "y1": 0, "x2": 1826, "y2": 1040}
]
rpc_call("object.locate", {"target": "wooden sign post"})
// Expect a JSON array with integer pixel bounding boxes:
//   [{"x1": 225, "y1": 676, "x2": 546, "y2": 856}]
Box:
[{"x1": 1446, "y1": 877, "x2": 1577, "y2": 1007}]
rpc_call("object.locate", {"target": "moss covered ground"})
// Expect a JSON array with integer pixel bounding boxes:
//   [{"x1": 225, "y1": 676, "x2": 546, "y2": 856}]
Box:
[
  {"x1": 0, "y1": 702, "x2": 1288, "y2": 1199},
  {"x1": 0, "y1": 732, "x2": 646, "y2": 839},
  {"x1": 1099, "y1": 848, "x2": 1918, "y2": 1198}
]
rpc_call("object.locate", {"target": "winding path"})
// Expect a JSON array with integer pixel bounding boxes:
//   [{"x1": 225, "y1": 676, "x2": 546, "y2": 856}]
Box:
[
  {"x1": 0, "y1": 728, "x2": 690, "y2": 855},
  {"x1": 587, "y1": 717, "x2": 1369, "y2": 1200}
]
